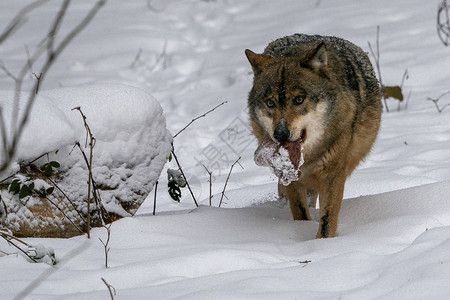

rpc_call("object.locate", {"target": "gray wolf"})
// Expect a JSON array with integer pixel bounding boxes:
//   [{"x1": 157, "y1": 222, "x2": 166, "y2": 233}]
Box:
[{"x1": 245, "y1": 34, "x2": 382, "y2": 238}]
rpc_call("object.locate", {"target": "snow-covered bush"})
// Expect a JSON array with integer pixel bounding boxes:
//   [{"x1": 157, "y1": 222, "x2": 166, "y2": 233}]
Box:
[{"x1": 0, "y1": 83, "x2": 172, "y2": 237}]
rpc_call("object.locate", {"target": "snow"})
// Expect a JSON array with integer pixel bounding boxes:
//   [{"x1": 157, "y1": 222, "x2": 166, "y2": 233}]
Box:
[
  {"x1": 0, "y1": 83, "x2": 172, "y2": 231},
  {"x1": 1, "y1": 0, "x2": 450, "y2": 299}
]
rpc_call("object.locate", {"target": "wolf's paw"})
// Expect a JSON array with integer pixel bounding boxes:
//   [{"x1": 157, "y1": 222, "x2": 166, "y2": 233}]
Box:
[{"x1": 254, "y1": 134, "x2": 303, "y2": 186}]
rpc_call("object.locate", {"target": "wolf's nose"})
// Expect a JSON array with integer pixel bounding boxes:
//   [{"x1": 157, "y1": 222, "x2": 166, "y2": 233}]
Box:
[{"x1": 273, "y1": 119, "x2": 290, "y2": 143}]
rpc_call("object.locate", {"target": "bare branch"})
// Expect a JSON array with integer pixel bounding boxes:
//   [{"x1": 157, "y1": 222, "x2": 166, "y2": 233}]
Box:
[
  {"x1": 219, "y1": 157, "x2": 242, "y2": 207},
  {"x1": 47, "y1": 0, "x2": 70, "y2": 59},
  {"x1": 153, "y1": 181, "x2": 158, "y2": 215},
  {"x1": 0, "y1": 0, "x2": 108, "y2": 176},
  {"x1": 202, "y1": 164, "x2": 213, "y2": 206},
  {"x1": 170, "y1": 148, "x2": 198, "y2": 207},
  {"x1": 437, "y1": 0, "x2": 450, "y2": 46},
  {"x1": 427, "y1": 90, "x2": 450, "y2": 113},
  {"x1": 173, "y1": 101, "x2": 227, "y2": 138},
  {"x1": 0, "y1": 60, "x2": 19, "y2": 82},
  {"x1": 99, "y1": 224, "x2": 111, "y2": 268},
  {"x1": 32, "y1": 73, "x2": 42, "y2": 94},
  {"x1": 0, "y1": 0, "x2": 50, "y2": 45},
  {"x1": 45, "y1": 196, "x2": 84, "y2": 234},
  {"x1": 0, "y1": 230, "x2": 38, "y2": 263},
  {"x1": 73, "y1": 107, "x2": 97, "y2": 238},
  {"x1": 129, "y1": 48, "x2": 143, "y2": 68},
  {"x1": 368, "y1": 26, "x2": 389, "y2": 112},
  {"x1": 101, "y1": 278, "x2": 116, "y2": 300}
]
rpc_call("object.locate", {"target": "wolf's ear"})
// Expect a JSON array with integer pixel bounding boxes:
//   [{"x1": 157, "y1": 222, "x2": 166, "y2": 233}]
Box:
[
  {"x1": 306, "y1": 43, "x2": 328, "y2": 74},
  {"x1": 245, "y1": 49, "x2": 271, "y2": 75}
]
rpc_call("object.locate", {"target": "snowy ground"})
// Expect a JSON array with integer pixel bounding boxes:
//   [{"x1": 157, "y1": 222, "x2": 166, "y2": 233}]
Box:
[{"x1": 1, "y1": 0, "x2": 450, "y2": 299}]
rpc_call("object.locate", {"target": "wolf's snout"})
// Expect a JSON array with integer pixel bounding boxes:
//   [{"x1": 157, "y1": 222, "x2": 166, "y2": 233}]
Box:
[{"x1": 273, "y1": 119, "x2": 290, "y2": 143}]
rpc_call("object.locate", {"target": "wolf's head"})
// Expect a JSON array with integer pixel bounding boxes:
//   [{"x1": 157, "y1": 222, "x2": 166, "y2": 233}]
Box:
[{"x1": 246, "y1": 44, "x2": 336, "y2": 152}]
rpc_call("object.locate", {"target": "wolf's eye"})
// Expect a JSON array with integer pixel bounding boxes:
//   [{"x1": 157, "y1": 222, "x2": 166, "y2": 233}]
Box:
[
  {"x1": 293, "y1": 95, "x2": 305, "y2": 105},
  {"x1": 265, "y1": 99, "x2": 276, "y2": 108}
]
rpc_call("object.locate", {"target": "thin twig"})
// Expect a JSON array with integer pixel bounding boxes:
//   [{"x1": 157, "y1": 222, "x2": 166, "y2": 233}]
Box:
[
  {"x1": 45, "y1": 196, "x2": 84, "y2": 234},
  {"x1": 0, "y1": 230, "x2": 29, "y2": 246},
  {"x1": 0, "y1": 0, "x2": 108, "y2": 176},
  {"x1": 0, "y1": 60, "x2": 19, "y2": 82},
  {"x1": 72, "y1": 107, "x2": 95, "y2": 238},
  {"x1": 398, "y1": 69, "x2": 409, "y2": 111},
  {"x1": 153, "y1": 181, "x2": 158, "y2": 215},
  {"x1": 42, "y1": 175, "x2": 86, "y2": 223},
  {"x1": 0, "y1": 195, "x2": 7, "y2": 220},
  {"x1": 368, "y1": 26, "x2": 389, "y2": 112},
  {"x1": 219, "y1": 157, "x2": 242, "y2": 207},
  {"x1": 99, "y1": 224, "x2": 111, "y2": 268},
  {"x1": 171, "y1": 148, "x2": 198, "y2": 207},
  {"x1": 173, "y1": 101, "x2": 227, "y2": 138},
  {"x1": 427, "y1": 90, "x2": 450, "y2": 113},
  {"x1": 129, "y1": 48, "x2": 142, "y2": 68},
  {"x1": 0, "y1": 231, "x2": 38, "y2": 263},
  {"x1": 0, "y1": 249, "x2": 17, "y2": 257},
  {"x1": 437, "y1": 0, "x2": 450, "y2": 46},
  {"x1": 32, "y1": 73, "x2": 42, "y2": 94},
  {"x1": 101, "y1": 278, "x2": 116, "y2": 300},
  {"x1": 202, "y1": 164, "x2": 213, "y2": 206},
  {"x1": 0, "y1": 0, "x2": 50, "y2": 45},
  {"x1": 46, "y1": 0, "x2": 70, "y2": 58},
  {"x1": 75, "y1": 142, "x2": 110, "y2": 224}
]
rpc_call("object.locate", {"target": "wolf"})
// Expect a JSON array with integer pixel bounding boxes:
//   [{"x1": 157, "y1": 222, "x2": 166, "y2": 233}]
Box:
[{"x1": 245, "y1": 34, "x2": 382, "y2": 238}]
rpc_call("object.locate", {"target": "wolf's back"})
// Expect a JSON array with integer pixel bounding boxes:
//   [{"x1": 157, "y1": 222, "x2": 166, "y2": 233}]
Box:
[{"x1": 263, "y1": 34, "x2": 380, "y2": 103}]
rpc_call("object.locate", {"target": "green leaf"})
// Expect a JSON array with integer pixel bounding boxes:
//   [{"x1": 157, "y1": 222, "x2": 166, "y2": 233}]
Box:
[
  {"x1": 9, "y1": 179, "x2": 21, "y2": 194},
  {"x1": 383, "y1": 86, "x2": 404, "y2": 101},
  {"x1": 49, "y1": 161, "x2": 60, "y2": 168},
  {"x1": 42, "y1": 164, "x2": 53, "y2": 176},
  {"x1": 168, "y1": 153, "x2": 172, "y2": 162},
  {"x1": 19, "y1": 184, "x2": 32, "y2": 199},
  {"x1": 42, "y1": 161, "x2": 59, "y2": 176}
]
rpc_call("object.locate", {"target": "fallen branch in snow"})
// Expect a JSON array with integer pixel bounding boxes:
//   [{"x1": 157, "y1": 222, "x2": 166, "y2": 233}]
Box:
[
  {"x1": 299, "y1": 260, "x2": 312, "y2": 264},
  {"x1": 0, "y1": 0, "x2": 108, "y2": 177},
  {"x1": 0, "y1": 230, "x2": 37, "y2": 263},
  {"x1": 101, "y1": 277, "x2": 116, "y2": 300},
  {"x1": 219, "y1": 156, "x2": 242, "y2": 208},
  {"x1": 172, "y1": 101, "x2": 227, "y2": 139},
  {"x1": 427, "y1": 91, "x2": 450, "y2": 113},
  {"x1": 0, "y1": 249, "x2": 17, "y2": 257}
]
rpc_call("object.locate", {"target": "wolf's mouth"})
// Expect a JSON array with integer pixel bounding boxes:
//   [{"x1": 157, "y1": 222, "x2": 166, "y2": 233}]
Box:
[{"x1": 296, "y1": 129, "x2": 306, "y2": 144}]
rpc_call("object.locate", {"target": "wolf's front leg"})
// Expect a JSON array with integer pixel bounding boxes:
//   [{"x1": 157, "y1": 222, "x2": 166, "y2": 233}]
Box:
[
  {"x1": 282, "y1": 181, "x2": 311, "y2": 221},
  {"x1": 316, "y1": 174, "x2": 346, "y2": 238}
]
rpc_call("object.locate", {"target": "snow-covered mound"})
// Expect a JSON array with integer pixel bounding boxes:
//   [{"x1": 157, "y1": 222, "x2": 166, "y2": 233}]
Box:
[{"x1": 0, "y1": 83, "x2": 172, "y2": 236}]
